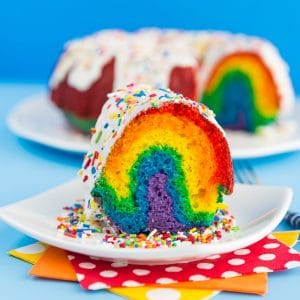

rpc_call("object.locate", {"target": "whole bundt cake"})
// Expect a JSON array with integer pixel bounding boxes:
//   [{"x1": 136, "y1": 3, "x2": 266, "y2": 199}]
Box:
[{"x1": 49, "y1": 29, "x2": 294, "y2": 133}]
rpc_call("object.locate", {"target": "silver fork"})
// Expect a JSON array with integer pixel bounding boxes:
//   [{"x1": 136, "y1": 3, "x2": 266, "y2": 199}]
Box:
[{"x1": 233, "y1": 160, "x2": 300, "y2": 230}]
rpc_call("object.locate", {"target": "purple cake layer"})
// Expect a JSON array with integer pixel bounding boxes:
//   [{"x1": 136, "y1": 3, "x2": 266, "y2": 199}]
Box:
[{"x1": 147, "y1": 173, "x2": 188, "y2": 232}]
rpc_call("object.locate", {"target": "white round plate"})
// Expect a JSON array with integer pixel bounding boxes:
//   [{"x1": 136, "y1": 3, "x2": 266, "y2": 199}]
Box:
[
  {"x1": 7, "y1": 94, "x2": 300, "y2": 158},
  {"x1": 0, "y1": 178, "x2": 292, "y2": 265},
  {"x1": 7, "y1": 94, "x2": 90, "y2": 153}
]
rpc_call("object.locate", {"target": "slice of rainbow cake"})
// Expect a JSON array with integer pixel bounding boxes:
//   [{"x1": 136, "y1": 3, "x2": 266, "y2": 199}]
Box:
[{"x1": 80, "y1": 84, "x2": 234, "y2": 236}]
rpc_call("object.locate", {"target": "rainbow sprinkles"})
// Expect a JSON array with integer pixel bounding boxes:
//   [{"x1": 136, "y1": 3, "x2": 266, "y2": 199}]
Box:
[{"x1": 56, "y1": 200, "x2": 238, "y2": 248}]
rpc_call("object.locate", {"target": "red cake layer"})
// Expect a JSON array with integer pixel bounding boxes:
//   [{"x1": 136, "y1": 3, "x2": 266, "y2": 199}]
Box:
[
  {"x1": 50, "y1": 61, "x2": 198, "y2": 120},
  {"x1": 169, "y1": 66, "x2": 198, "y2": 100},
  {"x1": 51, "y1": 58, "x2": 115, "y2": 119},
  {"x1": 141, "y1": 102, "x2": 234, "y2": 194}
]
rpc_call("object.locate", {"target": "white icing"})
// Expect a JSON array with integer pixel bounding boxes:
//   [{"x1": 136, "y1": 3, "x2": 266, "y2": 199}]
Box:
[
  {"x1": 50, "y1": 28, "x2": 295, "y2": 116},
  {"x1": 50, "y1": 28, "x2": 294, "y2": 121},
  {"x1": 114, "y1": 29, "x2": 197, "y2": 91},
  {"x1": 49, "y1": 30, "x2": 128, "y2": 91},
  {"x1": 50, "y1": 29, "x2": 198, "y2": 92},
  {"x1": 80, "y1": 84, "x2": 223, "y2": 214}
]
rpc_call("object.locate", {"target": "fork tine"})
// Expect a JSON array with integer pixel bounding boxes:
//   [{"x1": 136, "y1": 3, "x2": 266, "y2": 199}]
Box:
[
  {"x1": 233, "y1": 161, "x2": 244, "y2": 184},
  {"x1": 239, "y1": 161, "x2": 254, "y2": 184},
  {"x1": 243, "y1": 160, "x2": 261, "y2": 185},
  {"x1": 234, "y1": 161, "x2": 247, "y2": 184},
  {"x1": 233, "y1": 160, "x2": 258, "y2": 185}
]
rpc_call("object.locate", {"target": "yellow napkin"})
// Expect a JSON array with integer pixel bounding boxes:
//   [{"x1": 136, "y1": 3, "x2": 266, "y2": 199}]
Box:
[{"x1": 8, "y1": 242, "x2": 48, "y2": 264}]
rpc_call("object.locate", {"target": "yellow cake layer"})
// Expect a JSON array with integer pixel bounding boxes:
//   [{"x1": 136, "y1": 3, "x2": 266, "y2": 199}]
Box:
[{"x1": 103, "y1": 111, "x2": 219, "y2": 213}]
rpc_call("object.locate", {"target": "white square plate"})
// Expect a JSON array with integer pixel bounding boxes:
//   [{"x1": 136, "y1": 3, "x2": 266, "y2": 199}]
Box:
[{"x1": 0, "y1": 178, "x2": 292, "y2": 265}]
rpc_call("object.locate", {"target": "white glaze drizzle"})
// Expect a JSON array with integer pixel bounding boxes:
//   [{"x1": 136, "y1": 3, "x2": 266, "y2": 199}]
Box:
[
  {"x1": 49, "y1": 29, "x2": 198, "y2": 92},
  {"x1": 50, "y1": 29, "x2": 294, "y2": 115}
]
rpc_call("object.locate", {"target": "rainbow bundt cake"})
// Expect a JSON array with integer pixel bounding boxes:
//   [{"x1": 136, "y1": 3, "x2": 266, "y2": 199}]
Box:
[
  {"x1": 79, "y1": 84, "x2": 233, "y2": 235},
  {"x1": 49, "y1": 29, "x2": 294, "y2": 133}
]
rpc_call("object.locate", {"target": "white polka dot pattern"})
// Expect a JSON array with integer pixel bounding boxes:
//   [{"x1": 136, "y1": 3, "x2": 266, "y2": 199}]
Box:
[
  {"x1": 263, "y1": 243, "x2": 280, "y2": 249},
  {"x1": 122, "y1": 280, "x2": 143, "y2": 287},
  {"x1": 253, "y1": 266, "x2": 273, "y2": 273},
  {"x1": 285, "y1": 261, "x2": 300, "y2": 269},
  {"x1": 228, "y1": 258, "x2": 245, "y2": 266},
  {"x1": 221, "y1": 271, "x2": 241, "y2": 278},
  {"x1": 78, "y1": 262, "x2": 96, "y2": 269},
  {"x1": 156, "y1": 278, "x2": 178, "y2": 284},
  {"x1": 165, "y1": 266, "x2": 183, "y2": 272},
  {"x1": 111, "y1": 261, "x2": 128, "y2": 268},
  {"x1": 197, "y1": 262, "x2": 214, "y2": 270},
  {"x1": 76, "y1": 273, "x2": 85, "y2": 281},
  {"x1": 259, "y1": 254, "x2": 276, "y2": 261},
  {"x1": 88, "y1": 282, "x2": 110, "y2": 289},
  {"x1": 234, "y1": 249, "x2": 251, "y2": 255},
  {"x1": 133, "y1": 269, "x2": 151, "y2": 276},
  {"x1": 99, "y1": 270, "x2": 118, "y2": 278},
  {"x1": 65, "y1": 235, "x2": 300, "y2": 290},
  {"x1": 189, "y1": 274, "x2": 208, "y2": 281}
]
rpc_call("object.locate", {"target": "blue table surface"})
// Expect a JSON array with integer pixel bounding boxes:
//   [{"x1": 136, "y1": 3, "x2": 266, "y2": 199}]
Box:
[{"x1": 0, "y1": 83, "x2": 299, "y2": 299}]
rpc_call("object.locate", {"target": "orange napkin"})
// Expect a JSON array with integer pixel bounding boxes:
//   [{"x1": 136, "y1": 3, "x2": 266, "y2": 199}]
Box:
[{"x1": 29, "y1": 246, "x2": 77, "y2": 281}]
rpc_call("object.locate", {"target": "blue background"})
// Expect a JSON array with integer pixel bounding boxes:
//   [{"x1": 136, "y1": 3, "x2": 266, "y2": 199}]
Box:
[
  {"x1": 0, "y1": 0, "x2": 300, "y2": 92},
  {"x1": 1, "y1": 2, "x2": 300, "y2": 298}
]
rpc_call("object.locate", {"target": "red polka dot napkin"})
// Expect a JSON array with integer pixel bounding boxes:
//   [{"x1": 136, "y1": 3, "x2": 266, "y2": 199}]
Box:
[{"x1": 68, "y1": 235, "x2": 300, "y2": 290}]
